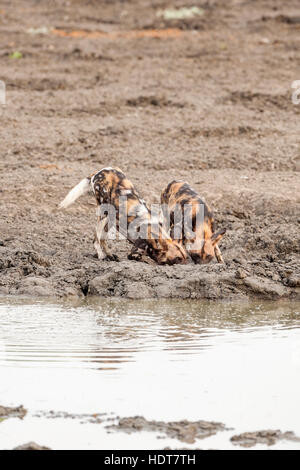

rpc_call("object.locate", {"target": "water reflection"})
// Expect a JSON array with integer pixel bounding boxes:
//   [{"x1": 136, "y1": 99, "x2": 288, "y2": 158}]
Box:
[{"x1": 0, "y1": 296, "x2": 299, "y2": 370}]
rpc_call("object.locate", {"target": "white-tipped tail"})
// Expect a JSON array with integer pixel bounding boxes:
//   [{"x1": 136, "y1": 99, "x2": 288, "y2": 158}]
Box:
[{"x1": 59, "y1": 178, "x2": 91, "y2": 209}]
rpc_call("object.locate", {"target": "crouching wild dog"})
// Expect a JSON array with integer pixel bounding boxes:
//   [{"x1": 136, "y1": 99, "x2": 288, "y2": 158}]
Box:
[
  {"x1": 161, "y1": 181, "x2": 226, "y2": 264},
  {"x1": 59, "y1": 168, "x2": 187, "y2": 265}
]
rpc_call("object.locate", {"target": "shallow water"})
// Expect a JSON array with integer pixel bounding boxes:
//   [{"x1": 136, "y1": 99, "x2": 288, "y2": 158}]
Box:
[{"x1": 0, "y1": 296, "x2": 300, "y2": 450}]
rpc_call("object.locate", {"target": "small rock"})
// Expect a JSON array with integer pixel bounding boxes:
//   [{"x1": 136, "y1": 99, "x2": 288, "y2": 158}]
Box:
[
  {"x1": 231, "y1": 429, "x2": 300, "y2": 448},
  {"x1": 287, "y1": 276, "x2": 300, "y2": 287},
  {"x1": 17, "y1": 276, "x2": 55, "y2": 297},
  {"x1": 13, "y1": 442, "x2": 51, "y2": 451},
  {"x1": 0, "y1": 405, "x2": 27, "y2": 419},
  {"x1": 125, "y1": 282, "x2": 154, "y2": 299},
  {"x1": 236, "y1": 268, "x2": 247, "y2": 279},
  {"x1": 244, "y1": 276, "x2": 290, "y2": 298}
]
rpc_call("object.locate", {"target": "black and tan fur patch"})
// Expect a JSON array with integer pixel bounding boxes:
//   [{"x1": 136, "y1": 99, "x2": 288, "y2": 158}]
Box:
[
  {"x1": 161, "y1": 181, "x2": 226, "y2": 264},
  {"x1": 87, "y1": 169, "x2": 188, "y2": 265}
]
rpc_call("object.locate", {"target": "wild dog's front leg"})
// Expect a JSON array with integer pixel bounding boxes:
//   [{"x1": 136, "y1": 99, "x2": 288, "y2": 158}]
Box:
[
  {"x1": 94, "y1": 216, "x2": 119, "y2": 261},
  {"x1": 214, "y1": 245, "x2": 224, "y2": 264},
  {"x1": 94, "y1": 216, "x2": 107, "y2": 260}
]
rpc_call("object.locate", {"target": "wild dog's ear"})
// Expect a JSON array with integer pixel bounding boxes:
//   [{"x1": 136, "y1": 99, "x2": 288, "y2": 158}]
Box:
[{"x1": 211, "y1": 228, "x2": 226, "y2": 246}]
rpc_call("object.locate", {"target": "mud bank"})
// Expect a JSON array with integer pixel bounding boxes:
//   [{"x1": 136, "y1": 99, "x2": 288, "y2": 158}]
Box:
[
  {"x1": 109, "y1": 416, "x2": 300, "y2": 448},
  {"x1": 0, "y1": 405, "x2": 27, "y2": 420},
  {"x1": 107, "y1": 416, "x2": 227, "y2": 444},
  {"x1": 231, "y1": 430, "x2": 300, "y2": 448},
  {"x1": 0, "y1": 244, "x2": 299, "y2": 300},
  {"x1": 2, "y1": 402, "x2": 300, "y2": 449},
  {"x1": 0, "y1": 240, "x2": 299, "y2": 300}
]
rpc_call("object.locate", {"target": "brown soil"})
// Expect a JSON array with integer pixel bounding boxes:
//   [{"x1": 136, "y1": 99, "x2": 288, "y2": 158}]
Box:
[{"x1": 0, "y1": 0, "x2": 299, "y2": 300}]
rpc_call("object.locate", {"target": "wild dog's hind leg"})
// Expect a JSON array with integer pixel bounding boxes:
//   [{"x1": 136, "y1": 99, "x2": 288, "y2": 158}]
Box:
[{"x1": 214, "y1": 245, "x2": 224, "y2": 264}]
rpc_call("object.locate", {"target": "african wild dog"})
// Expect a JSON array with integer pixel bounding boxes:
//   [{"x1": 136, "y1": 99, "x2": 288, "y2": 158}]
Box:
[
  {"x1": 161, "y1": 181, "x2": 226, "y2": 264},
  {"x1": 59, "y1": 168, "x2": 187, "y2": 265}
]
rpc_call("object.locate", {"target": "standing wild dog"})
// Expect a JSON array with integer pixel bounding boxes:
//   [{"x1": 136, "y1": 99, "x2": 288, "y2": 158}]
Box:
[
  {"x1": 161, "y1": 181, "x2": 226, "y2": 264},
  {"x1": 59, "y1": 168, "x2": 187, "y2": 265}
]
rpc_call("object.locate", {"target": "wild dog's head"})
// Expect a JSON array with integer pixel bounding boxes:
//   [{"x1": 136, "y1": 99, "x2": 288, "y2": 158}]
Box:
[
  {"x1": 129, "y1": 237, "x2": 187, "y2": 265},
  {"x1": 189, "y1": 228, "x2": 226, "y2": 264},
  {"x1": 148, "y1": 239, "x2": 188, "y2": 266}
]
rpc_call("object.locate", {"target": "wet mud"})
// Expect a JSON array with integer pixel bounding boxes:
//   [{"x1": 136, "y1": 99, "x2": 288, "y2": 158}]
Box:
[
  {"x1": 3, "y1": 403, "x2": 300, "y2": 449},
  {"x1": 231, "y1": 429, "x2": 300, "y2": 448},
  {"x1": 107, "y1": 416, "x2": 227, "y2": 444},
  {"x1": 0, "y1": 405, "x2": 27, "y2": 420}
]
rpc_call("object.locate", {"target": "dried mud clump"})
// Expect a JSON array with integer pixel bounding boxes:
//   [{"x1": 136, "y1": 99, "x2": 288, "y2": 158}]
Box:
[
  {"x1": 13, "y1": 442, "x2": 51, "y2": 451},
  {"x1": 231, "y1": 430, "x2": 300, "y2": 448},
  {"x1": 0, "y1": 405, "x2": 27, "y2": 420},
  {"x1": 108, "y1": 416, "x2": 227, "y2": 444}
]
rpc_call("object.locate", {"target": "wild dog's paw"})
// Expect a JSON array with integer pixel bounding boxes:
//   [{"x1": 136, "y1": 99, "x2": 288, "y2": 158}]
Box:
[
  {"x1": 104, "y1": 254, "x2": 119, "y2": 262},
  {"x1": 128, "y1": 251, "x2": 142, "y2": 261}
]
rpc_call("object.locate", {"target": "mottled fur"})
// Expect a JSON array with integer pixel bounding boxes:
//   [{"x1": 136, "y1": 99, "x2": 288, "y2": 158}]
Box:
[
  {"x1": 60, "y1": 168, "x2": 187, "y2": 265},
  {"x1": 161, "y1": 181, "x2": 226, "y2": 264}
]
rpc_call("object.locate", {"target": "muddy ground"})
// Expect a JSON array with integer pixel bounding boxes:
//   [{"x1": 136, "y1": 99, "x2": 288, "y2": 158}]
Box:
[
  {"x1": 107, "y1": 416, "x2": 227, "y2": 444},
  {"x1": 230, "y1": 429, "x2": 300, "y2": 448},
  {"x1": 0, "y1": 0, "x2": 299, "y2": 300},
  {"x1": 109, "y1": 416, "x2": 300, "y2": 448},
  {"x1": 0, "y1": 404, "x2": 27, "y2": 420},
  {"x1": 2, "y1": 405, "x2": 300, "y2": 449}
]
